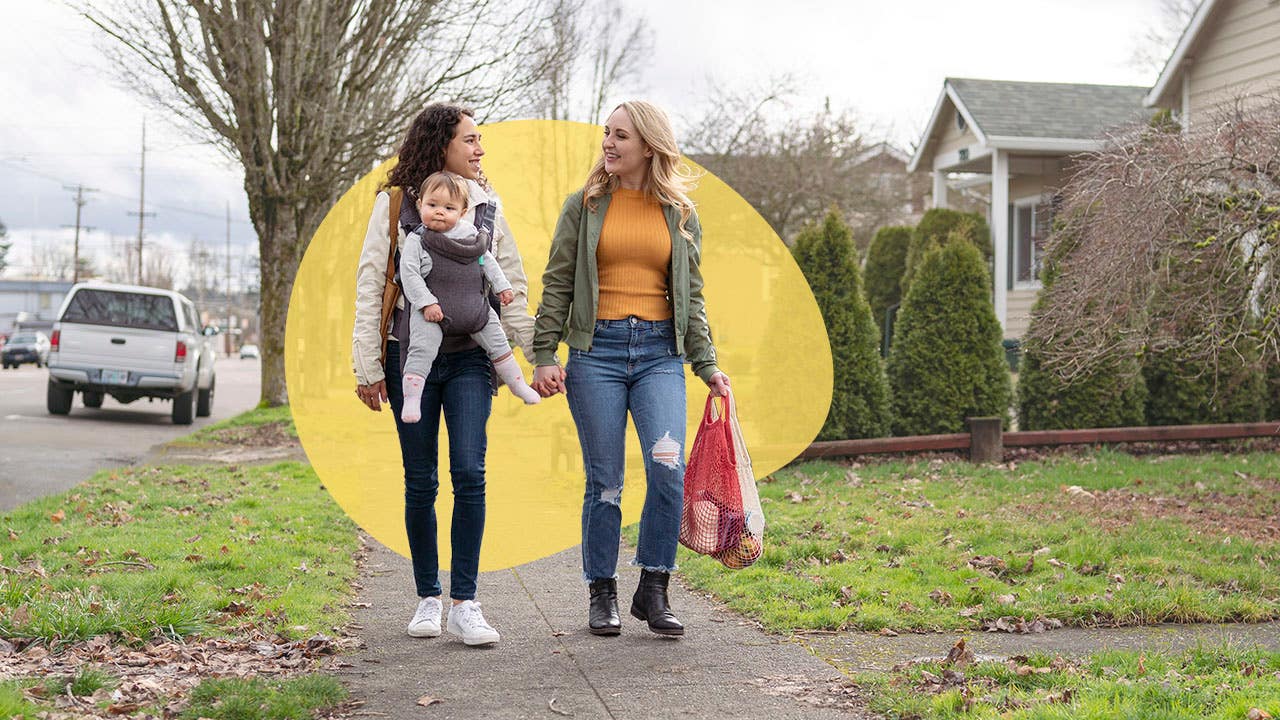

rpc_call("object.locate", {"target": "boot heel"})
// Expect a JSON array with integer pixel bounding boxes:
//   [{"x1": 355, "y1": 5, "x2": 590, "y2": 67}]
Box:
[{"x1": 629, "y1": 605, "x2": 646, "y2": 622}]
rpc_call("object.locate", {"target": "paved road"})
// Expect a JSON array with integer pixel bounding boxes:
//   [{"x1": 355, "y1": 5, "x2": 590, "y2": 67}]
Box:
[{"x1": 0, "y1": 356, "x2": 262, "y2": 510}]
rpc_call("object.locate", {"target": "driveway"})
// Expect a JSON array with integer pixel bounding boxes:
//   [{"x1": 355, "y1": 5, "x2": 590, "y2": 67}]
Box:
[{"x1": 0, "y1": 356, "x2": 262, "y2": 510}]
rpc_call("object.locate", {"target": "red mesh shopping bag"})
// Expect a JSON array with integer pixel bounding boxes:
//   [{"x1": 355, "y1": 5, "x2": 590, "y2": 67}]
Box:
[{"x1": 679, "y1": 393, "x2": 746, "y2": 555}]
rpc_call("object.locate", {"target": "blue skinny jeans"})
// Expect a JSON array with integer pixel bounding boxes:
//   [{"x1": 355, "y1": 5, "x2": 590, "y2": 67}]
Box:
[
  {"x1": 384, "y1": 340, "x2": 492, "y2": 600},
  {"x1": 565, "y1": 318, "x2": 687, "y2": 582}
]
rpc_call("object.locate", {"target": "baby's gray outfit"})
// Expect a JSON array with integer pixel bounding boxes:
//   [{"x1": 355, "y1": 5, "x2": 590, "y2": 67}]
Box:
[{"x1": 399, "y1": 218, "x2": 513, "y2": 379}]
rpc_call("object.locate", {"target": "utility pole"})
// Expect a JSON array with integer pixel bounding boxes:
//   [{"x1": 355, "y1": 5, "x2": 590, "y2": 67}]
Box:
[
  {"x1": 226, "y1": 200, "x2": 233, "y2": 356},
  {"x1": 61, "y1": 184, "x2": 98, "y2": 283},
  {"x1": 127, "y1": 119, "x2": 156, "y2": 285}
]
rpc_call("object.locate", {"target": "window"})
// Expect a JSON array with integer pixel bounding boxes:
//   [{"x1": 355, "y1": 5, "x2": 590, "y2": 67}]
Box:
[
  {"x1": 1013, "y1": 198, "x2": 1049, "y2": 287},
  {"x1": 956, "y1": 111, "x2": 967, "y2": 132},
  {"x1": 61, "y1": 289, "x2": 178, "y2": 331}
]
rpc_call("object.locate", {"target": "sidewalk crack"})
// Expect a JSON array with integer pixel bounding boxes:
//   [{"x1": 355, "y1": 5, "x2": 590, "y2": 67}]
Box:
[{"x1": 510, "y1": 567, "x2": 618, "y2": 719}]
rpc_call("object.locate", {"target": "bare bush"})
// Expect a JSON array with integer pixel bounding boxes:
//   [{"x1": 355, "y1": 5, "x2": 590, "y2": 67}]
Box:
[{"x1": 1029, "y1": 95, "x2": 1280, "y2": 381}]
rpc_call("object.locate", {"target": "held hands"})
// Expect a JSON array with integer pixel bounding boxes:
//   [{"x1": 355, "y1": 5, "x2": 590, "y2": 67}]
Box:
[
  {"x1": 498, "y1": 289, "x2": 514, "y2": 306},
  {"x1": 422, "y1": 304, "x2": 444, "y2": 322},
  {"x1": 532, "y1": 364, "x2": 566, "y2": 397},
  {"x1": 355, "y1": 380, "x2": 388, "y2": 411},
  {"x1": 708, "y1": 371, "x2": 731, "y2": 398}
]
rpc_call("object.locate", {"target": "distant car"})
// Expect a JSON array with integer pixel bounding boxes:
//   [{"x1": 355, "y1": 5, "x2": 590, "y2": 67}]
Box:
[
  {"x1": 239, "y1": 344, "x2": 260, "y2": 359},
  {"x1": 2, "y1": 331, "x2": 51, "y2": 368},
  {"x1": 46, "y1": 282, "x2": 217, "y2": 424}
]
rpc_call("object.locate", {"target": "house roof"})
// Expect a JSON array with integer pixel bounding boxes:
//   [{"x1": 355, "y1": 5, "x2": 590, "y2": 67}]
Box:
[
  {"x1": 1145, "y1": 0, "x2": 1220, "y2": 108},
  {"x1": 853, "y1": 141, "x2": 911, "y2": 166},
  {"x1": 908, "y1": 78, "x2": 1151, "y2": 172}
]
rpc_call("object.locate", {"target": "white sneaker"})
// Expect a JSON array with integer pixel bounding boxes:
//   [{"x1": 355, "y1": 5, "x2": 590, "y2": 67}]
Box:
[
  {"x1": 407, "y1": 596, "x2": 442, "y2": 637},
  {"x1": 446, "y1": 600, "x2": 500, "y2": 645}
]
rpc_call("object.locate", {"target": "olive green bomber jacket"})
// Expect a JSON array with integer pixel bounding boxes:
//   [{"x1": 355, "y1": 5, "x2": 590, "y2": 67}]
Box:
[{"x1": 532, "y1": 189, "x2": 721, "y2": 384}]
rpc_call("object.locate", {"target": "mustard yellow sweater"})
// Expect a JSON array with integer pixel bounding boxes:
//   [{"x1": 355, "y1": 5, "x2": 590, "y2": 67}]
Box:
[{"x1": 596, "y1": 187, "x2": 673, "y2": 320}]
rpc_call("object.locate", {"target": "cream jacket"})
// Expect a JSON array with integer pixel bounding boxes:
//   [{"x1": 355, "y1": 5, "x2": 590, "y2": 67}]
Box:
[{"x1": 352, "y1": 178, "x2": 536, "y2": 385}]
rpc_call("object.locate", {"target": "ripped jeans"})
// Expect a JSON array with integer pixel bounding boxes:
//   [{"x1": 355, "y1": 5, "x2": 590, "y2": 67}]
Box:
[{"x1": 566, "y1": 317, "x2": 686, "y2": 582}]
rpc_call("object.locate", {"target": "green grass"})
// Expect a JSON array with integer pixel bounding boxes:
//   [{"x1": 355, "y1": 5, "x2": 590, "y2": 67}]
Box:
[
  {"x1": 172, "y1": 404, "x2": 297, "y2": 447},
  {"x1": 0, "y1": 460, "x2": 357, "y2": 646},
  {"x1": 41, "y1": 666, "x2": 112, "y2": 697},
  {"x1": 675, "y1": 449, "x2": 1280, "y2": 632},
  {"x1": 859, "y1": 645, "x2": 1280, "y2": 719},
  {"x1": 0, "y1": 683, "x2": 39, "y2": 719},
  {"x1": 181, "y1": 675, "x2": 347, "y2": 720}
]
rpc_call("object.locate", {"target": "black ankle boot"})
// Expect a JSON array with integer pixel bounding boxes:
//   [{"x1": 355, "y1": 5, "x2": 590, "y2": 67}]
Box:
[
  {"x1": 629, "y1": 569, "x2": 684, "y2": 636},
  {"x1": 588, "y1": 578, "x2": 622, "y2": 636}
]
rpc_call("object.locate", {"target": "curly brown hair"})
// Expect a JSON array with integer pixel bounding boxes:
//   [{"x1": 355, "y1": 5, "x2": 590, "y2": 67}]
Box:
[{"x1": 384, "y1": 104, "x2": 474, "y2": 198}]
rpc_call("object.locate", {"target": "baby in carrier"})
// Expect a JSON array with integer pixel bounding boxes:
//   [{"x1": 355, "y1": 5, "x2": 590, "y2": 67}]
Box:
[{"x1": 399, "y1": 172, "x2": 540, "y2": 423}]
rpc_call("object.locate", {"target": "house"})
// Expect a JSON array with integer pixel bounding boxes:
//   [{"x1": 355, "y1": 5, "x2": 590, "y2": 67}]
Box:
[
  {"x1": 849, "y1": 141, "x2": 930, "y2": 234},
  {"x1": 0, "y1": 279, "x2": 74, "y2": 336},
  {"x1": 1145, "y1": 0, "x2": 1280, "y2": 128},
  {"x1": 907, "y1": 78, "x2": 1151, "y2": 338}
]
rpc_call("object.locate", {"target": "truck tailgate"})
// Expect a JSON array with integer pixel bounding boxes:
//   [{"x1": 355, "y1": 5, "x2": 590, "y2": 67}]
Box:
[{"x1": 56, "y1": 323, "x2": 178, "y2": 378}]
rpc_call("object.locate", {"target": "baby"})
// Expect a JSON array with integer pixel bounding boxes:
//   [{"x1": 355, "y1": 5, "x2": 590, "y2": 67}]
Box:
[{"x1": 399, "y1": 172, "x2": 540, "y2": 423}]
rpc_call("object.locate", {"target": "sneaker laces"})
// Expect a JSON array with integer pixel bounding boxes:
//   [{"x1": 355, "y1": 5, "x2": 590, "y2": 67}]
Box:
[
  {"x1": 454, "y1": 602, "x2": 494, "y2": 632},
  {"x1": 412, "y1": 597, "x2": 439, "y2": 623}
]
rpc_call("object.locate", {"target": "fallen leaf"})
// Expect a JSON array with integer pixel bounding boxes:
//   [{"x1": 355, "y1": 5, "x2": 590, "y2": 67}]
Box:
[
  {"x1": 184, "y1": 554, "x2": 204, "y2": 563},
  {"x1": 995, "y1": 594, "x2": 1017, "y2": 606},
  {"x1": 878, "y1": 628, "x2": 898, "y2": 637},
  {"x1": 928, "y1": 589, "x2": 953, "y2": 606},
  {"x1": 1246, "y1": 709, "x2": 1273, "y2": 720},
  {"x1": 417, "y1": 695, "x2": 442, "y2": 707},
  {"x1": 1064, "y1": 485, "x2": 1095, "y2": 499},
  {"x1": 786, "y1": 491, "x2": 804, "y2": 503},
  {"x1": 6, "y1": 529, "x2": 18, "y2": 541},
  {"x1": 50, "y1": 510, "x2": 66, "y2": 524},
  {"x1": 184, "y1": 534, "x2": 201, "y2": 543},
  {"x1": 1047, "y1": 558, "x2": 1067, "y2": 568},
  {"x1": 108, "y1": 702, "x2": 141, "y2": 714},
  {"x1": 547, "y1": 697, "x2": 573, "y2": 717},
  {"x1": 942, "y1": 638, "x2": 974, "y2": 668}
]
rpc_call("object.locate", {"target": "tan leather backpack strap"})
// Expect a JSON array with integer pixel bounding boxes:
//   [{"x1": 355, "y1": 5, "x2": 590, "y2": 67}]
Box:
[{"x1": 378, "y1": 187, "x2": 404, "y2": 366}]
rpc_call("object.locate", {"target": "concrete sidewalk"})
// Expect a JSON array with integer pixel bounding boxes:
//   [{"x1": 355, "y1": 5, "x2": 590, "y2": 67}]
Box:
[{"x1": 337, "y1": 538, "x2": 874, "y2": 720}]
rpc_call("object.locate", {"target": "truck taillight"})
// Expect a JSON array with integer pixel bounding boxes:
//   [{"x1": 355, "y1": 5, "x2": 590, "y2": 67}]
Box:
[
  {"x1": 50, "y1": 330, "x2": 60, "y2": 352},
  {"x1": 175, "y1": 340, "x2": 188, "y2": 363}
]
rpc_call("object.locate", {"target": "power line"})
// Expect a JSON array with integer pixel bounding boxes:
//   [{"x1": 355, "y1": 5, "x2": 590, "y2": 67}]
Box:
[{"x1": 0, "y1": 159, "x2": 253, "y2": 226}]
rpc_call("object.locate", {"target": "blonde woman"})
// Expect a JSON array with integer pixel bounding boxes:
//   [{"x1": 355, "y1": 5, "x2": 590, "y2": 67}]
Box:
[{"x1": 531, "y1": 101, "x2": 730, "y2": 636}]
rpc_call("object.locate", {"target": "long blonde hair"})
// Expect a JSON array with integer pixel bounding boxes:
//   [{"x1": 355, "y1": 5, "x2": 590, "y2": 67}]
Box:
[{"x1": 583, "y1": 101, "x2": 700, "y2": 240}]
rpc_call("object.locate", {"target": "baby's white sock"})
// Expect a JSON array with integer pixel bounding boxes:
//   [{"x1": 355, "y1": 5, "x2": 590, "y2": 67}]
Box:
[
  {"x1": 401, "y1": 374, "x2": 426, "y2": 423},
  {"x1": 493, "y1": 356, "x2": 541, "y2": 405}
]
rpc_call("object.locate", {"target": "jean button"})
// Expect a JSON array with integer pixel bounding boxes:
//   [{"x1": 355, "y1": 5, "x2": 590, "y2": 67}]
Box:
[{"x1": 629, "y1": 317, "x2": 637, "y2": 325}]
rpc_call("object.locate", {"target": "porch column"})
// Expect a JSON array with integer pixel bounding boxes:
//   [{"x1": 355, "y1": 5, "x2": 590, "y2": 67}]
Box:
[
  {"x1": 990, "y1": 149, "x2": 1009, "y2": 332},
  {"x1": 932, "y1": 170, "x2": 948, "y2": 209}
]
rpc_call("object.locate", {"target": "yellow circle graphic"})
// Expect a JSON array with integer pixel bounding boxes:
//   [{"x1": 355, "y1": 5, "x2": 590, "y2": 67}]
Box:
[{"x1": 285, "y1": 120, "x2": 832, "y2": 571}]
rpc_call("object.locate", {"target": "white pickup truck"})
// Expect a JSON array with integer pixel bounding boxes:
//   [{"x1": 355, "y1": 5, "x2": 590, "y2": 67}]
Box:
[{"x1": 46, "y1": 282, "x2": 218, "y2": 425}]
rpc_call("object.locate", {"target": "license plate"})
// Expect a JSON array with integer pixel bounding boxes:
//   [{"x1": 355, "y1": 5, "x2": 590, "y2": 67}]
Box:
[{"x1": 101, "y1": 369, "x2": 128, "y2": 385}]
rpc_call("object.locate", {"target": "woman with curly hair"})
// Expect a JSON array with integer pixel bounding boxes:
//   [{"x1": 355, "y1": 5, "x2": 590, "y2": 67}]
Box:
[
  {"x1": 532, "y1": 101, "x2": 730, "y2": 636},
  {"x1": 352, "y1": 103, "x2": 536, "y2": 646}
]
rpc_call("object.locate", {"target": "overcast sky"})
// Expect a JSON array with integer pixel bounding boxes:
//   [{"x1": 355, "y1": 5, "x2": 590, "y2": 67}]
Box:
[{"x1": 0, "y1": 0, "x2": 1172, "y2": 282}]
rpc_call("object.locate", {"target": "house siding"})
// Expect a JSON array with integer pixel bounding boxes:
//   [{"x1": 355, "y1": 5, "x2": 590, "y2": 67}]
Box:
[
  {"x1": 1188, "y1": 0, "x2": 1280, "y2": 120},
  {"x1": 935, "y1": 108, "x2": 981, "y2": 162},
  {"x1": 1005, "y1": 289, "x2": 1037, "y2": 339}
]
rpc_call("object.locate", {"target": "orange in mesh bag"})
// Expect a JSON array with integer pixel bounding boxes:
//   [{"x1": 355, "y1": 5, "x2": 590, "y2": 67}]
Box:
[{"x1": 679, "y1": 391, "x2": 765, "y2": 568}]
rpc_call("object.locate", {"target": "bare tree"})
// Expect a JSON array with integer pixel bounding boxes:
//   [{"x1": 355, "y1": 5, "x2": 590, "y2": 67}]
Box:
[
  {"x1": 81, "y1": 0, "x2": 563, "y2": 405},
  {"x1": 532, "y1": 0, "x2": 653, "y2": 122},
  {"x1": 686, "y1": 82, "x2": 895, "y2": 245},
  {"x1": 1130, "y1": 0, "x2": 1200, "y2": 77},
  {"x1": 144, "y1": 244, "x2": 177, "y2": 290},
  {"x1": 1027, "y1": 94, "x2": 1280, "y2": 381},
  {"x1": 31, "y1": 239, "x2": 75, "y2": 280}
]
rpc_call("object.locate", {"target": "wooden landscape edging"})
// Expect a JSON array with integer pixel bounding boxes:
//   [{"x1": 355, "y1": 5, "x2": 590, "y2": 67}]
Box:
[{"x1": 800, "y1": 421, "x2": 1280, "y2": 462}]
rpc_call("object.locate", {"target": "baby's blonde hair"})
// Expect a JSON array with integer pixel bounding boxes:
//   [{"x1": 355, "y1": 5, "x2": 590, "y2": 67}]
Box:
[{"x1": 418, "y1": 172, "x2": 470, "y2": 208}]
